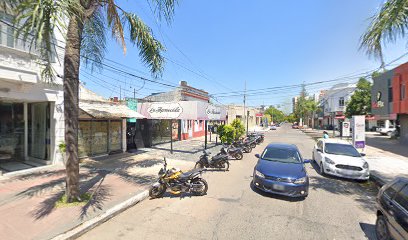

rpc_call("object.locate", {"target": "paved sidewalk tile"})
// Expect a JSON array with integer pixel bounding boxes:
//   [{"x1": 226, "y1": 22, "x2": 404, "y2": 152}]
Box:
[{"x1": 0, "y1": 135, "x2": 216, "y2": 240}]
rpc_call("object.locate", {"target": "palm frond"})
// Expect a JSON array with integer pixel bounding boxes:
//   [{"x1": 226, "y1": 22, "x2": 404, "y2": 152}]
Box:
[
  {"x1": 81, "y1": 7, "x2": 106, "y2": 71},
  {"x1": 361, "y1": 0, "x2": 408, "y2": 59},
  {"x1": 105, "y1": 0, "x2": 126, "y2": 52},
  {"x1": 124, "y1": 12, "x2": 165, "y2": 76},
  {"x1": 149, "y1": 0, "x2": 177, "y2": 23},
  {"x1": 13, "y1": 0, "x2": 83, "y2": 82}
]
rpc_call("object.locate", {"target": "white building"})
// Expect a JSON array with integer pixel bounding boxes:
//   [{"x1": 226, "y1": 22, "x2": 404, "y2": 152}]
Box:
[
  {"x1": 320, "y1": 83, "x2": 356, "y2": 129},
  {"x1": 0, "y1": 10, "x2": 66, "y2": 173}
]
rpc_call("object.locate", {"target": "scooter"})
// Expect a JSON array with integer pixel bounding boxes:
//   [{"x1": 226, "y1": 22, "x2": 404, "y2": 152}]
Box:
[
  {"x1": 195, "y1": 150, "x2": 229, "y2": 171},
  {"x1": 233, "y1": 140, "x2": 252, "y2": 153},
  {"x1": 221, "y1": 144, "x2": 244, "y2": 160}
]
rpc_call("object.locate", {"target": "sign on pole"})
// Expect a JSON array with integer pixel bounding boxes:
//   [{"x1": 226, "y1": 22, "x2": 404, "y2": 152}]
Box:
[
  {"x1": 342, "y1": 122, "x2": 350, "y2": 137},
  {"x1": 352, "y1": 115, "x2": 365, "y2": 149}
]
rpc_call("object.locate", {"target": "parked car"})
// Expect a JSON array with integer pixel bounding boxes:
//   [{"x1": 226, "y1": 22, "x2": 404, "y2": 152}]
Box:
[
  {"x1": 270, "y1": 125, "x2": 277, "y2": 130},
  {"x1": 375, "y1": 177, "x2": 408, "y2": 240},
  {"x1": 312, "y1": 139, "x2": 369, "y2": 180},
  {"x1": 253, "y1": 143, "x2": 310, "y2": 198},
  {"x1": 377, "y1": 126, "x2": 397, "y2": 136}
]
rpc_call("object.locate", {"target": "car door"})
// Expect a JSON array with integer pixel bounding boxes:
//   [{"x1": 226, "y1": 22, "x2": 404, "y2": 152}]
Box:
[
  {"x1": 392, "y1": 184, "x2": 408, "y2": 239},
  {"x1": 314, "y1": 140, "x2": 324, "y2": 165}
]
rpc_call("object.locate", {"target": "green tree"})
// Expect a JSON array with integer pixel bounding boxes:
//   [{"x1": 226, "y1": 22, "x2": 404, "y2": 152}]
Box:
[
  {"x1": 360, "y1": 0, "x2": 408, "y2": 65},
  {"x1": 294, "y1": 84, "x2": 308, "y2": 123},
  {"x1": 217, "y1": 125, "x2": 235, "y2": 144},
  {"x1": 345, "y1": 78, "x2": 372, "y2": 118},
  {"x1": 4, "y1": 0, "x2": 176, "y2": 202},
  {"x1": 230, "y1": 119, "x2": 245, "y2": 140},
  {"x1": 265, "y1": 106, "x2": 284, "y2": 123}
]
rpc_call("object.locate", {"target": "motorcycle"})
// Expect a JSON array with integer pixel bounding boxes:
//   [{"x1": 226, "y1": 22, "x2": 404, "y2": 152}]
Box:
[
  {"x1": 194, "y1": 150, "x2": 229, "y2": 171},
  {"x1": 221, "y1": 144, "x2": 244, "y2": 160},
  {"x1": 149, "y1": 158, "x2": 208, "y2": 199},
  {"x1": 248, "y1": 132, "x2": 264, "y2": 144},
  {"x1": 233, "y1": 140, "x2": 252, "y2": 153}
]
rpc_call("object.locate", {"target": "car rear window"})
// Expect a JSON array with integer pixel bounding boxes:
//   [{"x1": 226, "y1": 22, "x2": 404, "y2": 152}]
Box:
[
  {"x1": 394, "y1": 185, "x2": 408, "y2": 211},
  {"x1": 384, "y1": 181, "x2": 407, "y2": 199}
]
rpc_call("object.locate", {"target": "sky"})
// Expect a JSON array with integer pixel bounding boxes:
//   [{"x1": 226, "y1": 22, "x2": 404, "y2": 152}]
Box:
[{"x1": 80, "y1": 0, "x2": 408, "y2": 113}]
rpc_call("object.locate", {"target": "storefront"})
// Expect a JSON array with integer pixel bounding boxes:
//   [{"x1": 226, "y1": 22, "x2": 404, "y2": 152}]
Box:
[
  {"x1": 136, "y1": 101, "x2": 226, "y2": 147},
  {"x1": 78, "y1": 100, "x2": 145, "y2": 158}
]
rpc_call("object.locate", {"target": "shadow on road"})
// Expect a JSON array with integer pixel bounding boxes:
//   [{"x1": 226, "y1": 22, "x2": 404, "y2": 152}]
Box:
[
  {"x1": 359, "y1": 222, "x2": 377, "y2": 240},
  {"x1": 249, "y1": 181, "x2": 305, "y2": 202},
  {"x1": 308, "y1": 161, "x2": 378, "y2": 212},
  {"x1": 366, "y1": 134, "x2": 408, "y2": 158}
]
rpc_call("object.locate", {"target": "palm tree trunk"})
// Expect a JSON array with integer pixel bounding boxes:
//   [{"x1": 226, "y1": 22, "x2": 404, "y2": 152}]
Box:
[
  {"x1": 64, "y1": 15, "x2": 84, "y2": 202},
  {"x1": 312, "y1": 111, "x2": 315, "y2": 130}
]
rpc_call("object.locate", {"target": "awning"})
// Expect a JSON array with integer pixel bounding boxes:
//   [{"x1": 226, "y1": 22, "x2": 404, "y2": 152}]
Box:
[
  {"x1": 334, "y1": 115, "x2": 346, "y2": 119},
  {"x1": 79, "y1": 101, "x2": 146, "y2": 119},
  {"x1": 256, "y1": 113, "x2": 263, "y2": 117}
]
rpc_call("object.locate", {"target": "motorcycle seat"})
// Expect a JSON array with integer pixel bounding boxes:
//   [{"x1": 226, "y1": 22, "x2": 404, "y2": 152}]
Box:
[
  {"x1": 212, "y1": 154, "x2": 227, "y2": 161},
  {"x1": 179, "y1": 169, "x2": 202, "y2": 179}
]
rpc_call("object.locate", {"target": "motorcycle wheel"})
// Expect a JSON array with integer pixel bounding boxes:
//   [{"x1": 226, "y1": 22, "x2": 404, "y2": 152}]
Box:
[
  {"x1": 250, "y1": 143, "x2": 256, "y2": 148},
  {"x1": 194, "y1": 162, "x2": 204, "y2": 169},
  {"x1": 191, "y1": 178, "x2": 208, "y2": 196},
  {"x1": 235, "y1": 152, "x2": 243, "y2": 160},
  {"x1": 220, "y1": 161, "x2": 230, "y2": 171},
  {"x1": 149, "y1": 184, "x2": 167, "y2": 199},
  {"x1": 245, "y1": 147, "x2": 252, "y2": 153}
]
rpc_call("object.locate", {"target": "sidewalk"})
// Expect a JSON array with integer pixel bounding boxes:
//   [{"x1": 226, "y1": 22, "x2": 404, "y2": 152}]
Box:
[
  {"x1": 300, "y1": 128, "x2": 408, "y2": 186},
  {"x1": 0, "y1": 135, "x2": 220, "y2": 240}
]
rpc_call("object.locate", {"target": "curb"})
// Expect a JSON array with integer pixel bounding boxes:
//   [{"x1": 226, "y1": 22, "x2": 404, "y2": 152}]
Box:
[
  {"x1": 51, "y1": 189, "x2": 150, "y2": 240},
  {"x1": 370, "y1": 173, "x2": 387, "y2": 187}
]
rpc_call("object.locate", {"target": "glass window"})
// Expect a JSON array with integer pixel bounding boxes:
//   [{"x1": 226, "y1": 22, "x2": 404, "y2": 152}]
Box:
[
  {"x1": 389, "y1": 86, "x2": 393, "y2": 102},
  {"x1": 324, "y1": 143, "x2": 361, "y2": 157},
  {"x1": 261, "y1": 148, "x2": 301, "y2": 164},
  {"x1": 0, "y1": 103, "x2": 24, "y2": 161},
  {"x1": 339, "y1": 97, "x2": 345, "y2": 107},
  {"x1": 401, "y1": 84, "x2": 406, "y2": 100},
  {"x1": 28, "y1": 102, "x2": 50, "y2": 160},
  {"x1": 0, "y1": 12, "x2": 14, "y2": 48},
  {"x1": 109, "y1": 121, "x2": 122, "y2": 152},
  {"x1": 384, "y1": 181, "x2": 406, "y2": 199},
  {"x1": 394, "y1": 185, "x2": 408, "y2": 211}
]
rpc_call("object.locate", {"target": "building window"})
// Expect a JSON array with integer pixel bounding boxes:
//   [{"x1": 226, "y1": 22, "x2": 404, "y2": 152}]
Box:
[
  {"x1": 339, "y1": 97, "x2": 345, "y2": 107},
  {"x1": 0, "y1": 12, "x2": 15, "y2": 48},
  {"x1": 389, "y1": 86, "x2": 393, "y2": 102},
  {"x1": 401, "y1": 84, "x2": 406, "y2": 100}
]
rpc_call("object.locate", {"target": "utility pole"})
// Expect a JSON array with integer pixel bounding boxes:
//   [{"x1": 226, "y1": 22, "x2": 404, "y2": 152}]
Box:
[
  {"x1": 120, "y1": 85, "x2": 122, "y2": 101},
  {"x1": 133, "y1": 87, "x2": 136, "y2": 99},
  {"x1": 243, "y1": 80, "x2": 247, "y2": 135}
]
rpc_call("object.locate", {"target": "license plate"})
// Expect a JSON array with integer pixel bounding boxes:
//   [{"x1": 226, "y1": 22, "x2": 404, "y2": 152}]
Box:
[{"x1": 272, "y1": 184, "x2": 285, "y2": 190}]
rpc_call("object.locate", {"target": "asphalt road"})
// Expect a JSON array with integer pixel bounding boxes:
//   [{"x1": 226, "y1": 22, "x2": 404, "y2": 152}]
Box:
[{"x1": 77, "y1": 124, "x2": 379, "y2": 240}]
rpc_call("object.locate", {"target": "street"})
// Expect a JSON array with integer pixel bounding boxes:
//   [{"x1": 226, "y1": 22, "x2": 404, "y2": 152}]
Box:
[{"x1": 78, "y1": 124, "x2": 379, "y2": 240}]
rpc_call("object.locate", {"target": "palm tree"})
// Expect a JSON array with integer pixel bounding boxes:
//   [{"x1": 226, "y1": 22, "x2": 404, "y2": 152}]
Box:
[
  {"x1": 360, "y1": 0, "x2": 408, "y2": 63},
  {"x1": 2, "y1": 0, "x2": 176, "y2": 202},
  {"x1": 306, "y1": 100, "x2": 318, "y2": 129}
]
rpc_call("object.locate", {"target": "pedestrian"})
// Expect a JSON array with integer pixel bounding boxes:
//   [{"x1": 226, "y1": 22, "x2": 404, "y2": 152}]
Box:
[{"x1": 323, "y1": 131, "x2": 329, "y2": 139}]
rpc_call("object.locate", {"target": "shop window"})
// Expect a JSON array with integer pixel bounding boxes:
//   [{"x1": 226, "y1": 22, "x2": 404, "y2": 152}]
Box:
[
  {"x1": 79, "y1": 121, "x2": 92, "y2": 157},
  {"x1": 92, "y1": 121, "x2": 108, "y2": 155},
  {"x1": 110, "y1": 121, "x2": 122, "y2": 152},
  {"x1": 0, "y1": 12, "x2": 14, "y2": 48},
  {"x1": 28, "y1": 102, "x2": 50, "y2": 160},
  {"x1": 0, "y1": 103, "x2": 24, "y2": 160}
]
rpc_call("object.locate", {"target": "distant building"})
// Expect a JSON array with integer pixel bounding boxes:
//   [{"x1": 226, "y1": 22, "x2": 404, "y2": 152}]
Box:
[
  {"x1": 226, "y1": 105, "x2": 258, "y2": 130},
  {"x1": 143, "y1": 81, "x2": 209, "y2": 103},
  {"x1": 292, "y1": 96, "x2": 299, "y2": 114}
]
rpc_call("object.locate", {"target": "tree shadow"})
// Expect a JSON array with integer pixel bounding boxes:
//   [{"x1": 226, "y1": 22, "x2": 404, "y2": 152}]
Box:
[
  {"x1": 308, "y1": 161, "x2": 378, "y2": 212},
  {"x1": 0, "y1": 169, "x2": 65, "y2": 184},
  {"x1": 366, "y1": 134, "x2": 408, "y2": 158}
]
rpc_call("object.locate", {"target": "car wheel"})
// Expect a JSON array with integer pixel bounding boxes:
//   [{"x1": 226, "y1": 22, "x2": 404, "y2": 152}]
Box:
[
  {"x1": 376, "y1": 215, "x2": 391, "y2": 240},
  {"x1": 319, "y1": 162, "x2": 325, "y2": 176},
  {"x1": 386, "y1": 131, "x2": 392, "y2": 137}
]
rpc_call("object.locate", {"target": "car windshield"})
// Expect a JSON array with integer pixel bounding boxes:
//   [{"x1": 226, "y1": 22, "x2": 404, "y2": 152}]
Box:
[
  {"x1": 324, "y1": 143, "x2": 361, "y2": 157},
  {"x1": 261, "y1": 148, "x2": 302, "y2": 164}
]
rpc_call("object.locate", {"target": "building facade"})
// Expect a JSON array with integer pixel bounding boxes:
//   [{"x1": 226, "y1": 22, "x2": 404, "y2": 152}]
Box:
[
  {"x1": 226, "y1": 105, "x2": 257, "y2": 131},
  {"x1": 0, "y1": 11, "x2": 66, "y2": 172},
  {"x1": 320, "y1": 83, "x2": 356, "y2": 130},
  {"x1": 371, "y1": 69, "x2": 397, "y2": 131},
  {"x1": 392, "y1": 62, "x2": 408, "y2": 143}
]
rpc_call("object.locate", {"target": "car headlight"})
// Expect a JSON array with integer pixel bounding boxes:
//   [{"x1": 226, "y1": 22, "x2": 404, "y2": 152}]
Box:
[
  {"x1": 325, "y1": 157, "x2": 335, "y2": 164},
  {"x1": 363, "y1": 162, "x2": 369, "y2": 169},
  {"x1": 255, "y1": 170, "x2": 265, "y2": 178},
  {"x1": 293, "y1": 177, "x2": 307, "y2": 184}
]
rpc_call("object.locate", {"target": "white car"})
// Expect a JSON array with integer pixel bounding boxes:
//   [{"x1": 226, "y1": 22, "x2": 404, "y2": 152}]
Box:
[
  {"x1": 312, "y1": 139, "x2": 369, "y2": 180},
  {"x1": 270, "y1": 125, "x2": 277, "y2": 130},
  {"x1": 376, "y1": 126, "x2": 396, "y2": 136}
]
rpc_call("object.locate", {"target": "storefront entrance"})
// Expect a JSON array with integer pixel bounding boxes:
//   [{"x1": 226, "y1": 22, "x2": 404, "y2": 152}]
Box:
[{"x1": 0, "y1": 102, "x2": 51, "y2": 172}]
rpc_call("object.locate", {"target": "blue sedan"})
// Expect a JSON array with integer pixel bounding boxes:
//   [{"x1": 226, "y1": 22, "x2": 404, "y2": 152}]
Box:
[{"x1": 252, "y1": 143, "x2": 310, "y2": 198}]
